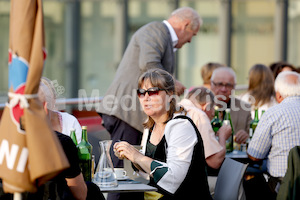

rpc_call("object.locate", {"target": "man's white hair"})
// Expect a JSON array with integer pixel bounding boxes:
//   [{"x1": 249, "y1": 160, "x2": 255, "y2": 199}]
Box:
[
  {"x1": 170, "y1": 7, "x2": 203, "y2": 30},
  {"x1": 274, "y1": 71, "x2": 300, "y2": 98},
  {"x1": 38, "y1": 77, "x2": 57, "y2": 110},
  {"x1": 210, "y1": 67, "x2": 237, "y2": 84}
]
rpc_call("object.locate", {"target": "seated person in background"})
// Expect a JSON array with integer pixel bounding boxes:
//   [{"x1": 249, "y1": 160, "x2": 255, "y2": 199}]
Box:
[
  {"x1": 239, "y1": 64, "x2": 277, "y2": 119},
  {"x1": 114, "y1": 69, "x2": 212, "y2": 199},
  {"x1": 179, "y1": 87, "x2": 231, "y2": 169},
  {"x1": 38, "y1": 81, "x2": 87, "y2": 200},
  {"x1": 247, "y1": 71, "x2": 300, "y2": 199},
  {"x1": 38, "y1": 81, "x2": 104, "y2": 200},
  {"x1": 210, "y1": 67, "x2": 251, "y2": 144},
  {"x1": 48, "y1": 131, "x2": 88, "y2": 200},
  {"x1": 40, "y1": 77, "x2": 82, "y2": 142},
  {"x1": 200, "y1": 62, "x2": 225, "y2": 89},
  {"x1": 269, "y1": 61, "x2": 299, "y2": 79},
  {"x1": 179, "y1": 87, "x2": 231, "y2": 194}
]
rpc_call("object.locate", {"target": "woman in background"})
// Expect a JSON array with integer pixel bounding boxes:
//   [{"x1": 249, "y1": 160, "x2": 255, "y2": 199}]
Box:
[
  {"x1": 239, "y1": 64, "x2": 277, "y2": 119},
  {"x1": 269, "y1": 61, "x2": 298, "y2": 79}
]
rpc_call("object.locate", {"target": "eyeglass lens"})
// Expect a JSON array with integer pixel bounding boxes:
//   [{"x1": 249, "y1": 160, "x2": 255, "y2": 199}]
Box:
[{"x1": 212, "y1": 81, "x2": 234, "y2": 89}]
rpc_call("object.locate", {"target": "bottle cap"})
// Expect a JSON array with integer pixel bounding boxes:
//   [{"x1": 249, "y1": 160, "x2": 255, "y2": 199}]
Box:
[
  {"x1": 225, "y1": 108, "x2": 230, "y2": 113},
  {"x1": 70, "y1": 128, "x2": 75, "y2": 132},
  {"x1": 214, "y1": 105, "x2": 219, "y2": 110},
  {"x1": 82, "y1": 126, "x2": 87, "y2": 130}
]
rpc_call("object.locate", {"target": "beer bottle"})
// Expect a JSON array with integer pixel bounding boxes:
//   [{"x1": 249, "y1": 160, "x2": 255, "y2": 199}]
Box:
[
  {"x1": 70, "y1": 128, "x2": 78, "y2": 146},
  {"x1": 223, "y1": 108, "x2": 234, "y2": 152},
  {"x1": 77, "y1": 126, "x2": 93, "y2": 182},
  {"x1": 249, "y1": 109, "x2": 259, "y2": 140},
  {"x1": 211, "y1": 106, "x2": 222, "y2": 133}
]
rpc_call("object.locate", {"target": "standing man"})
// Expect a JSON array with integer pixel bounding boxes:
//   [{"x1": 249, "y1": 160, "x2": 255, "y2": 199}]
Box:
[
  {"x1": 210, "y1": 67, "x2": 251, "y2": 144},
  {"x1": 98, "y1": 7, "x2": 202, "y2": 168},
  {"x1": 247, "y1": 71, "x2": 300, "y2": 199}
]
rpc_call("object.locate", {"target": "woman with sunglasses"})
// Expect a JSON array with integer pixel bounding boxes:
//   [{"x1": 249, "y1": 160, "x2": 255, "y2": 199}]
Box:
[{"x1": 114, "y1": 69, "x2": 212, "y2": 200}]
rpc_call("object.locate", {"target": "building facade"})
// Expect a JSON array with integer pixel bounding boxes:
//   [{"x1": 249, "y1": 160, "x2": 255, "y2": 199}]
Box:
[{"x1": 0, "y1": 0, "x2": 299, "y2": 102}]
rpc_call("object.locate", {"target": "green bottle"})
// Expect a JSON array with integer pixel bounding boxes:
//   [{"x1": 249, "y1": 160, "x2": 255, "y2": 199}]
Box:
[
  {"x1": 70, "y1": 128, "x2": 78, "y2": 146},
  {"x1": 223, "y1": 108, "x2": 234, "y2": 152},
  {"x1": 249, "y1": 109, "x2": 259, "y2": 140},
  {"x1": 77, "y1": 126, "x2": 93, "y2": 182},
  {"x1": 211, "y1": 106, "x2": 222, "y2": 133}
]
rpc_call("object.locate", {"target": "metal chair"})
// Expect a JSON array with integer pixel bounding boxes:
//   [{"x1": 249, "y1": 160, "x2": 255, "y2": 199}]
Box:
[{"x1": 214, "y1": 158, "x2": 248, "y2": 200}]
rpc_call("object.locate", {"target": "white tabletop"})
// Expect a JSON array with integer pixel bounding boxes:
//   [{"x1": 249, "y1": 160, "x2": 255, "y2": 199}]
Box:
[
  {"x1": 226, "y1": 150, "x2": 248, "y2": 158},
  {"x1": 99, "y1": 180, "x2": 157, "y2": 193}
]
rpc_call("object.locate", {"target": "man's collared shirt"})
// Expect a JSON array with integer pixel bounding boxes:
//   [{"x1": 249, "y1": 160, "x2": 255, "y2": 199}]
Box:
[
  {"x1": 247, "y1": 96, "x2": 300, "y2": 177},
  {"x1": 163, "y1": 20, "x2": 178, "y2": 52}
]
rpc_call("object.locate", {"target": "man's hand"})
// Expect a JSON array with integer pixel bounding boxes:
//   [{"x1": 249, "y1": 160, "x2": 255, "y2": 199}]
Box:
[
  {"x1": 217, "y1": 124, "x2": 232, "y2": 141},
  {"x1": 235, "y1": 130, "x2": 249, "y2": 144}
]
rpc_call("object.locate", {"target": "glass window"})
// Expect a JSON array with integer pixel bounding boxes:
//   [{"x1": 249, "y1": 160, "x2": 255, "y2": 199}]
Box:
[
  {"x1": 232, "y1": 0, "x2": 275, "y2": 85},
  {"x1": 178, "y1": 0, "x2": 221, "y2": 89},
  {"x1": 0, "y1": 1, "x2": 66, "y2": 101},
  {"x1": 128, "y1": 0, "x2": 170, "y2": 38},
  {"x1": 43, "y1": 1, "x2": 66, "y2": 98},
  {"x1": 0, "y1": 1, "x2": 10, "y2": 102},
  {"x1": 0, "y1": 0, "x2": 295, "y2": 105},
  {"x1": 288, "y1": 0, "x2": 300, "y2": 67},
  {"x1": 80, "y1": 1, "x2": 117, "y2": 97}
]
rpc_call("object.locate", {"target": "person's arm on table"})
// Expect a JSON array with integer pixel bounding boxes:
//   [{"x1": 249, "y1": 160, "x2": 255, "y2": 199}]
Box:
[
  {"x1": 206, "y1": 124, "x2": 232, "y2": 169},
  {"x1": 247, "y1": 117, "x2": 272, "y2": 161}
]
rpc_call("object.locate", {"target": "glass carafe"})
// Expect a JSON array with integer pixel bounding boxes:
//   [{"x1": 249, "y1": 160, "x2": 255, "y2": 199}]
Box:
[{"x1": 93, "y1": 140, "x2": 118, "y2": 187}]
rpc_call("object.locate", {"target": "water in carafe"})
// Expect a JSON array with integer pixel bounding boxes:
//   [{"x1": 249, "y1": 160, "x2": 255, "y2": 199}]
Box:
[{"x1": 93, "y1": 140, "x2": 118, "y2": 187}]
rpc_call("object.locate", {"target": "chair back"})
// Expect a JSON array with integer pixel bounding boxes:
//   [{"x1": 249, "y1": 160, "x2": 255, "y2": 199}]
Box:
[
  {"x1": 277, "y1": 146, "x2": 300, "y2": 200},
  {"x1": 214, "y1": 158, "x2": 248, "y2": 200}
]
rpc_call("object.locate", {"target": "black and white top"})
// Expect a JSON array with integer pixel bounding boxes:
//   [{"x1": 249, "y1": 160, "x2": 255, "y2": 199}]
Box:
[{"x1": 141, "y1": 113, "x2": 212, "y2": 199}]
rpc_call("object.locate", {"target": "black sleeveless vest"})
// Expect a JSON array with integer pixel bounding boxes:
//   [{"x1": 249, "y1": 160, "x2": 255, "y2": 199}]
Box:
[{"x1": 146, "y1": 115, "x2": 212, "y2": 200}]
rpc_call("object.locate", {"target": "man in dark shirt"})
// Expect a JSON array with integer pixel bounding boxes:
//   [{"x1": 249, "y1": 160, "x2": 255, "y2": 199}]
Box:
[
  {"x1": 53, "y1": 131, "x2": 87, "y2": 200},
  {"x1": 25, "y1": 131, "x2": 104, "y2": 200},
  {"x1": 51, "y1": 131, "x2": 104, "y2": 200}
]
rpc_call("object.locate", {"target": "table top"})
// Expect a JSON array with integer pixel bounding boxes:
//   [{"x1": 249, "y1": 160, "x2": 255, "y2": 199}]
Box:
[
  {"x1": 98, "y1": 179, "x2": 157, "y2": 193},
  {"x1": 226, "y1": 150, "x2": 248, "y2": 158}
]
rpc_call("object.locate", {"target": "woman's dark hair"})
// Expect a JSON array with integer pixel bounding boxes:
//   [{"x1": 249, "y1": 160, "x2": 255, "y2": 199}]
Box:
[{"x1": 269, "y1": 61, "x2": 298, "y2": 79}]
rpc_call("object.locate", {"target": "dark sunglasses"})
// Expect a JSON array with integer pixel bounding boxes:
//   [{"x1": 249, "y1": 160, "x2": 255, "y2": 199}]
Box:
[{"x1": 137, "y1": 87, "x2": 165, "y2": 97}]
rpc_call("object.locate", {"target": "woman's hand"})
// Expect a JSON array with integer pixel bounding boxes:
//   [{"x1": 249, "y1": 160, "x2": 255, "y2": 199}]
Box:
[
  {"x1": 114, "y1": 141, "x2": 154, "y2": 175},
  {"x1": 113, "y1": 141, "x2": 143, "y2": 163}
]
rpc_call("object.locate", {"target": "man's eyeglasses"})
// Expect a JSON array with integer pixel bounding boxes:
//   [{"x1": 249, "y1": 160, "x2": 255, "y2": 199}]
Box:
[
  {"x1": 211, "y1": 81, "x2": 235, "y2": 89},
  {"x1": 137, "y1": 87, "x2": 165, "y2": 98}
]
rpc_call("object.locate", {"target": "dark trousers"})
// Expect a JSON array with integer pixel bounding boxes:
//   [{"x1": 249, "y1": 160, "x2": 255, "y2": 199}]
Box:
[
  {"x1": 0, "y1": 181, "x2": 105, "y2": 200},
  {"x1": 100, "y1": 114, "x2": 142, "y2": 168},
  {"x1": 244, "y1": 174, "x2": 280, "y2": 200},
  {"x1": 100, "y1": 114, "x2": 143, "y2": 200}
]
